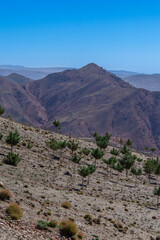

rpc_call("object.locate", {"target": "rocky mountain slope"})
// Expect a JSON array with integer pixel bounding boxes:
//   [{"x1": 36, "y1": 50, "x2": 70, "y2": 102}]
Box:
[
  {"x1": 0, "y1": 117, "x2": 159, "y2": 240},
  {"x1": 2, "y1": 73, "x2": 32, "y2": 85},
  {"x1": 1, "y1": 63, "x2": 160, "y2": 150}
]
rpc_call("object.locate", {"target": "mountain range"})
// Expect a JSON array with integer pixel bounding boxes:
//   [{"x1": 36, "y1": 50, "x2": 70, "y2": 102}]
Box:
[{"x1": 1, "y1": 63, "x2": 160, "y2": 150}]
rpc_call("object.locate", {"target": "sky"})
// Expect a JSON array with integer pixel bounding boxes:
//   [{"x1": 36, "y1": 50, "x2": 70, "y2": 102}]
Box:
[{"x1": 1, "y1": 0, "x2": 160, "y2": 73}]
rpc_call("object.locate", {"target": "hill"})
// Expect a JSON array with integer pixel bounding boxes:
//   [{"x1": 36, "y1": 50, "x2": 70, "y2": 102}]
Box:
[
  {"x1": 0, "y1": 117, "x2": 159, "y2": 239},
  {"x1": 3, "y1": 73, "x2": 32, "y2": 85},
  {"x1": 1, "y1": 63, "x2": 160, "y2": 150},
  {"x1": 123, "y1": 74, "x2": 160, "y2": 91}
]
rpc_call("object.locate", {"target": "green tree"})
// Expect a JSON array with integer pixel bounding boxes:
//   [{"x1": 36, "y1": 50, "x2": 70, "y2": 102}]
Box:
[
  {"x1": 120, "y1": 145, "x2": 131, "y2": 155},
  {"x1": 87, "y1": 164, "x2": 96, "y2": 185},
  {"x1": 78, "y1": 166, "x2": 90, "y2": 188},
  {"x1": 6, "y1": 130, "x2": 20, "y2": 152},
  {"x1": 93, "y1": 132, "x2": 111, "y2": 150},
  {"x1": 125, "y1": 139, "x2": 133, "y2": 147},
  {"x1": 67, "y1": 140, "x2": 78, "y2": 156},
  {"x1": 119, "y1": 153, "x2": 136, "y2": 177},
  {"x1": 0, "y1": 105, "x2": 5, "y2": 116},
  {"x1": 110, "y1": 148, "x2": 119, "y2": 156},
  {"x1": 91, "y1": 148, "x2": 104, "y2": 165},
  {"x1": 143, "y1": 158, "x2": 157, "y2": 183},
  {"x1": 46, "y1": 138, "x2": 60, "y2": 156},
  {"x1": 52, "y1": 119, "x2": 60, "y2": 133},
  {"x1": 131, "y1": 167, "x2": 142, "y2": 187},
  {"x1": 70, "y1": 153, "x2": 81, "y2": 173},
  {"x1": 81, "y1": 147, "x2": 90, "y2": 156},
  {"x1": 153, "y1": 186, "x2": 160, "y2": 209}
]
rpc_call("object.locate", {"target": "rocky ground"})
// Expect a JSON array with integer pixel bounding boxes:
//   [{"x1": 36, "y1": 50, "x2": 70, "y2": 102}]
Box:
[{"x1": 0, "y1": 117, "x2": 159, "y2": 240}]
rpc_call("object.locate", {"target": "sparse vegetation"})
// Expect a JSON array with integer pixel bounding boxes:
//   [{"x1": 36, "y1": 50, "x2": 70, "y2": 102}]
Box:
[
  {"x1": 0, "y1": 189, "x2": 12, "y2": 201},
  {"x1": 3, "y1": 152, "x2": 21, "y2": 166},
  {"x1": 59, "y1": 219, "x2": 78, "y2": 237},
  {"x1": 7, "y1": 203, "x2": 23, "y2": 220}
]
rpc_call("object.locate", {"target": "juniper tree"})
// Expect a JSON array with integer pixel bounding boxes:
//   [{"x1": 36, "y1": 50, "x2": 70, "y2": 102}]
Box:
[
  {"x1": 70, "y1": 153, "x2": 81, "y2": 173},
  {"x1": 67, "y1": 140, "x2": 78, "y2": 156},
  {"x1": 153, "y1": 186, "x2": 160, "y2": 209},
  {"x1": 87, "y1": 164, "x2": 96, "y2": 185},
  {"x1": 125, "y1": 139, "x2": 133, "y2": 147},
  {"x1": 110, "y1": 148, "x2": 119, "y2": 156},
  {"x1": 81, "y1": 147, "x2": 90, "y2": 156},
  {"x1": 52, "y1": 119, "x2": 60, "y2": 133},
  {"x1": 78, "y1": 166, "x2": 90, "y2": 188},
  {"x1": 119, "y1": 153, "x2": 136, "y2": 177},
  {"x1": 113, "y1": 162, "x2": 124, "y2": 182},
  {"x1": 143, "y1": 158, "x2": 157, "y2": 183},
  {"x1": 0, "y1": 105, "x2": 5, "y2": 116},
  {"x1": 120, "y1": 145, "x2": 131, "y2": 155},
  {"x1": 6, "y1": 130, "x2": 20, "y2": 152},
  {"x1": 93, "y1": 132, "x2": 111, "y2": 150},
  {"x1": 131, "y1": 167, "x2": 142, "y2": 187},
  {"x1": 91, "y1": 148, "x2": 104, "y2": 166},
  {"x1": 46, "y1": 138, "x2": 60, "y2": 156}
]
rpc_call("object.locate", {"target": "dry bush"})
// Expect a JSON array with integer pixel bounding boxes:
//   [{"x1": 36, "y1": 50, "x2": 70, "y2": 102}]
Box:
[
  {"x1": 0, "y1": 189, "x2": 12, "y2": 201},
  {"x1": 7, "y1": 203, "x2": 23, "y2": 220},
  {"x1": 61, "y1": 201, "x2": 72, "y2": 209},
  {"x1": 59, "y1": 219, "x2": 78, "y2": 237}
]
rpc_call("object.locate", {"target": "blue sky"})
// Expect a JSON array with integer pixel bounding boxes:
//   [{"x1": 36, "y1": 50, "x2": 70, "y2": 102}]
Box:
[{"x1": 1, "y1": 0, "x2": 160, "y2": 73}]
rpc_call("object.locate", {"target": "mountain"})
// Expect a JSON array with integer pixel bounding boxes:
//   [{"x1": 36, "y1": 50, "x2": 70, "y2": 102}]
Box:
[
  {"x1": 0, "y1": 66, "x2": 72, "y2": 79},
  {"x1": 3, "y1": 73, "x2": 32, "y2": 85},
  {"x1": 123, "y1": 74, "x2": 160, "y2": 91},
  {"x1": 2, "y1": 63, "x2": 160, "y2": 150},
  {"x1": 110, "y1": 70, "x2": 141, "y2": 78}
]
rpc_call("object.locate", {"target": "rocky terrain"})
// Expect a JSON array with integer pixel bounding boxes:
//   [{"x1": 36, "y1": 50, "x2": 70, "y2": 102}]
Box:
[{"x1": 0, "y1": 116, "x2": 160, "y2": 240}]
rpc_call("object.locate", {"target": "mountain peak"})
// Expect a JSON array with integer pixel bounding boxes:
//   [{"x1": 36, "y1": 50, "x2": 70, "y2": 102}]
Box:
[{"x1": 80, "y1": 63, "x2": 107, "y2": 74}]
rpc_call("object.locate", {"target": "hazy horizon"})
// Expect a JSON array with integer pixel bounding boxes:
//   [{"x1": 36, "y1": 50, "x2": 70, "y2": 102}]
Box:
[{"x1": 1, "y1": 0, "x2": 160, "y2": 73}]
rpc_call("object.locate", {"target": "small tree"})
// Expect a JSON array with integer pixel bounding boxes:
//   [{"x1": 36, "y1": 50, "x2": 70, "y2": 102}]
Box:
[
  {"x1": 125, "y1": 139, "x2": 133, "y2": 147},
  {"x1": 6, "y1": 130, "x2": 20, "y2": 152},
  {"x1": 131, "y1": 167, "x2": 142, "y2": 187},
  {"x1": 143, "y1": 158, "x2": 157, "y2": 183},
  {"x1": 52, "y1": 119, "x2": 60, "y2": 133},
  {"x1": 119, "y1": 153, "x2": 136, "y2": 177},
  {"x1": 120, "y1": 145, "x2": 131, "y2": 155},
  {"x1": 0, "y1": 105, "x2": 5, "y2": 116},
  {"x1": 87, "y1": 164, "x2": 96, "y2": 185},
  {"x1": 70, "y1": 153, "x2": 81, "y2": 173},
  {"x1": 46, "y1": 138, "x2": 60, "y2": 156},
  {"x1": 81, "y1": 147, "x2": 90, "y2": 156},
  {"x1": 110, "y1": 148, "x2": 119, "y2": 156},
  {"x1": 153, "y1": 186, "x2": 160, "y2": 209},
  {"x1": 78, "y1": 166, "x2": 90, "y2": 188},
  {"x1": 93, "y1": 132, "x2": 111, "y2": 150},
  {"x1": 67, "y1": 140, "x2": 78, "y2": 156},
  {"x1": 91, "y1": 148, "x2": 104, "y2": 166}
]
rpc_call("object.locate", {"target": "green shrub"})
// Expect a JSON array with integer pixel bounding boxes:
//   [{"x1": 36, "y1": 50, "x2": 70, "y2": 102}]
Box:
[
  {"x1": 59, "y1": 220, "x2": 78, "y2": 237},
  {"x1": 37, "y1": 220, "x2": 49, "y2": 230},
  {"x1": 81, "y1": 147, "x2": 90, "y2": 156},
  {"x1": 7, "y1": 203, "x2": 23, "y2": 220},
  {"x1": 110, "y1": 148, "x2": 119, "y2": 156},
  {"x1": 3, "y1": 152, "x2": 21, "y2": 166},
  {"x1": 61, "y1": 201, "x2": 72, "y2": 209},
  {"x1": 0, "y1": 189, "x2": 12, "y2": 201},
  {"x1": 48, "y1": 220, "x2": 58, "y2": 228}
]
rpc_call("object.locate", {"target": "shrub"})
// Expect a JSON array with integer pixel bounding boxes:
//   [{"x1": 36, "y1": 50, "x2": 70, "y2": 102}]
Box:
[
  {"x1": 59, "y1": 220, "x2": 78, "y2": 237},
  {"x1": 0, "y1": 189, "x2": 12, "y2": 201},
  {"x1": 110, "y1": 148, "x2": 119, "y2": 156},
  {"x1": 3, "y1": 152, "x2": 21, "y2": 166},
  {"x1": 7, "y1": 203, "x2": 23, "y2": 220},
  {"x1": 61, "y1": 201, "x2": 72, "y2": 209},
  {"x1": 37, "y1": 220, "x2": 49, "y2": 230},
  {"x1": 48, "y1": 220, "x2": 58, "y2": 228},
  {"x1": 81, "y1": 147, "x2": 90, "y2": 156}
]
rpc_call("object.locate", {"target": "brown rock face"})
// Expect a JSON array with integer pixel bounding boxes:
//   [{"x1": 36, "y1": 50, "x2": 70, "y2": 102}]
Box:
[{"x1": 1, "y1": 63, "x2": 160, "y2": 150}]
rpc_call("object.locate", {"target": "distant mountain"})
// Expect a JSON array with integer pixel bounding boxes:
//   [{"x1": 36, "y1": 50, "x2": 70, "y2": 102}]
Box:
[
  {"x1": 0, "y1": 66, "x2": 72, "y2": 79},
  {"x1": 123, "y1": 74, "x2": 160, "y2": 91},
  {"x1": 2, "y1": 63, "x2": 160, "y2": 150},
  {"x1": 3, "y1": 73, "x2": 32, "y2": 85},
  {"x1": 110, "y1": 70, "x2": 141, "y2": 78}
]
